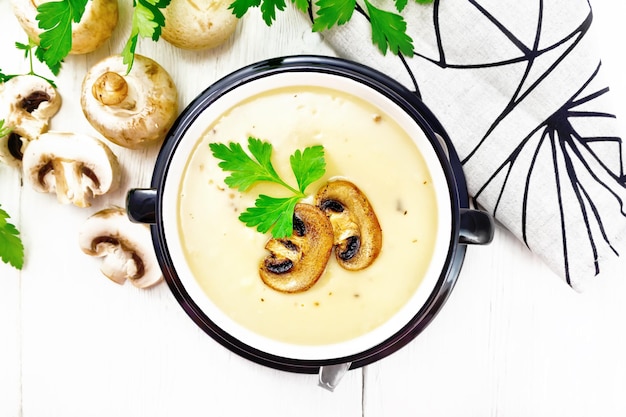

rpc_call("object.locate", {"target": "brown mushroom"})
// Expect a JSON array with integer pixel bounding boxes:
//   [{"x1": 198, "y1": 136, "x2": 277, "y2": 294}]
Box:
[
  {"x1": 259, "y1": 203, "x2": 334, "y2": 293},
  {"x1": 315, "y1": 180, "x2": 383, "y2": 271}
]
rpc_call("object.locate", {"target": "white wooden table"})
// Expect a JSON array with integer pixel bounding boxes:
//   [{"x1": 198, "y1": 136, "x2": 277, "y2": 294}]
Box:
[{"x1": 1, "y1": 1, "x2": 625, "y2": 416}]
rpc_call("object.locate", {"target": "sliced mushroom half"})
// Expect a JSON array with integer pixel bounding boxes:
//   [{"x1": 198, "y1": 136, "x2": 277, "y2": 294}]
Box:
[
  {"x1": 22, "y1": 132, "x2": 121, "y2": 207},
  {"x1": 315, "y1": 180, "x2": 383, "y2": 271},
  {"x1": 12, "y1": 0, "x2": 118, "y2": 55},
  {"x1": 0, "y1": 75, "x2": 61, "y2": 166},
  {"x1": 79, "y1": 207, "x2": 163, "y2": 289},
  {"x1": 81, "y1": 54, "x2": 178, "y2": 149},
  {"x1": 260, "y1": 203, "x2": 334, "y2": 293}
]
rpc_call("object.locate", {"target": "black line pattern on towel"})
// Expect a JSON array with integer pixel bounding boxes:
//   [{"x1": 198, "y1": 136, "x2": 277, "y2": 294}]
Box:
[{"x1": 320, "y1": 0, "x2": 625, "y2": 285}]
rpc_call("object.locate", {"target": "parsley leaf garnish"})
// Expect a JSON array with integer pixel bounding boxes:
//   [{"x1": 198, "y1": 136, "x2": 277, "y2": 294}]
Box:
[
  {"x1": 36, "y1": 0, "x2": 88, "y2": 75},
  {"x1": 209, "y1": 137, "x2": 326, "y2": 238},
  {"x1": 121, "y1": 0, "x2": 172, "y2": 73},
  {"x1": 0, "y1": 204, "x2": 24, "y2": 270}
]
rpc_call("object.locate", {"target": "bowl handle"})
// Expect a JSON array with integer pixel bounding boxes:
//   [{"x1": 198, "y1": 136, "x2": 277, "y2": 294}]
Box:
[
  {"x1": 126, "y1": 188, "x2": 157, "y2": 224},
  {"x1": 459, "y1": 208, "x2": 494, "y2": 245},
  {"x1": 318, "y1": 362, "x2": 352, "y2": 392}
]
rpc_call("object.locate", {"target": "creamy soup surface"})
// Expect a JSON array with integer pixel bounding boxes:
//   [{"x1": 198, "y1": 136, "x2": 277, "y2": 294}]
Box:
[{"x1": 177, "y1": 86, "x2": 439, "y2": 345}]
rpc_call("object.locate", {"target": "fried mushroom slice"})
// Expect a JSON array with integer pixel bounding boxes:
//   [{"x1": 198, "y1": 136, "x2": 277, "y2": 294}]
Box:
[
  {"x1": 315, "y1": 180, "x2": 383, "y2": 271},
  {"x1": 79, "y1": 207, "x2": 163, "y2": 289},
  {"x1": 260, "y1": 203, "x2": 334, "y2": 293}
]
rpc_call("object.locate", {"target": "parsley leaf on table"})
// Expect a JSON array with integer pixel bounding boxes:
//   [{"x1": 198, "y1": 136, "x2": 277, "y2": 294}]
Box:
[
  {"x1": 230, "y1": 0, "x2": 289, "y2": 25},
  {"x1": 0, "y1": 120, "x2": 12, "y2": 137},
  {"x1": 36, "y1": 0, "x2": 88, "y2": 75},
  {"x1": 0, "y1": 205, "x2": 24, "y2": 270},
  {"x1": 209, "y1": 137, "x2": 326, "y2": 238},
  {"x1": 231, "y1": 0, "x2": 433, "y2": 57},
  {"x1": 13, "y1": 40, "x2": 58, "y2": 87},
  {"x1": 0, "y1": 69, "x2": 16, "y2": 84},
  {"x1": 311, "y1": 0, "x2": 356, "y2": 31},
  {"x1": 365, "y1": 0, "x2": 414, "y2": 56},
  {"x1": 122, "y1": 0, "x2": 172, "y2": 73}
]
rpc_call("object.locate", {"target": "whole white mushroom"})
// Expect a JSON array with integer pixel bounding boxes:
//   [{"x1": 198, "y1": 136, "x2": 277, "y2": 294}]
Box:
[
  {"x1": 81, "y1": 54, "x2": 178, "y2": 149},
  {"x1": 161, "y1": 0, "x2": 239, "y2": 50}
]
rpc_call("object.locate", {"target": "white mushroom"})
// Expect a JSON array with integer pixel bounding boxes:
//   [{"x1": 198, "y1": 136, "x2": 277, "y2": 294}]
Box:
[
  {"x1": 0, "y1": 75, "x2": 61, "y2": 166},
  {"x1": 11, "y1": 0, "x2": 118, "y2": 55},
  {"x1": 78, "y1": 207, "x2": 163, "y2": 289},
  {"x1": 22, "y1": 132, "x2": 121, "y2": 207},
  {"x1": 161, "y1": 0, "x2": 239, "y2": 50},
  {"x1": 80, "y1": 54, "x2": 178, "y2": 149}
]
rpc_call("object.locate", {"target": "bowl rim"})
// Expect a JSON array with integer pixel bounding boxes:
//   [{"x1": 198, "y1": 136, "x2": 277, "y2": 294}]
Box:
[{"x1": 150, "y1": 55, "x2": 469, "y2": 373}]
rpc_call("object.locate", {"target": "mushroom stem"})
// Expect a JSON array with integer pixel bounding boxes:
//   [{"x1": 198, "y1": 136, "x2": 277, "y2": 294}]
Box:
[
  {"x1": 51, "y1": 159, "x2": 70, "y2": 204},
  {"x1": 92, "y1": 71, "x2": 128, "y2": 106}
]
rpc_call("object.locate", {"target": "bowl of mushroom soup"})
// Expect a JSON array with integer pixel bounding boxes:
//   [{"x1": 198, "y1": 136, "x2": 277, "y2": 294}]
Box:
[{"x1": 126, "y1": 56, "x2": 493, "y2": 384}]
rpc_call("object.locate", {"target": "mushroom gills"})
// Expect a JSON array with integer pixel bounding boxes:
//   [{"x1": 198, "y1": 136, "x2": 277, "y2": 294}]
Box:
[
  {"x1": 78, "y1": 207, "x2": 163, "y2": 289},
  {"x1": 22, "y1": 132, "x2": 121, "y2": 207},
  {"x1": 259, "y1": 204, "x2": 334, "y2": 293},
  {"x1": 92, "y1": 236, "x2": 146, "y2": 284},
  {"x1": 315, "y1": 180, "x2": 383, "y2": 271},
  {"x1": 0, "y1": 75, "x2": 61, "y2": 165}
]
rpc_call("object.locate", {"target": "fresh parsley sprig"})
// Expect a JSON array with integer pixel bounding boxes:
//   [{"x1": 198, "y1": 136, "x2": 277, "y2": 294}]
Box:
[
  {"x1": 0, "y1": 203, "x2": 25, "y2": 270},
  {"x1": 0, "y1": 120, "x2": 12, "y2": 138},
  {"x1": 230, "y1": 0, "x2": 434, "y2": 57},
  {"x1": 122, "y1": 0, "x2": 172, "y2": 73},
  {"x1": 36, "y1": 0, "x2": 87, "y2": 75},
  {"x1": 34, "y1": 0, "x2": 171, "y2": 75},
  {"x1": 209, "y1": 137, "x2": 326, "y2": 238},
  {"x1": 14, "y1": 39, "x2": 58, "y2": 87}
]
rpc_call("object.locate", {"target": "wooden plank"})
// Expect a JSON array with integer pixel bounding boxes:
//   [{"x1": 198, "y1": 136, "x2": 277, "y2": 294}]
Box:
[{"x1": 363, "y1": 228, "x2": 626, "y2": 416}]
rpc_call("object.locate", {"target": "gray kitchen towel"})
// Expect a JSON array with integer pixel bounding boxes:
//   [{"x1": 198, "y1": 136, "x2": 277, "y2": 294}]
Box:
[{"x1": 311, "y1": 0, "x2": 625, "y2": 290}]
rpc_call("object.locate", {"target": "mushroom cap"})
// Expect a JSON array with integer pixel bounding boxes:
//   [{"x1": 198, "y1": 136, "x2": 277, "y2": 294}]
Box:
[
  {"x1": 11, "y1": 0, "x2": 118, "y2": 55},
  {"x1": 0, "y1": 75, "x2": 61, "y2": 166},
  {"x1": 21, "y1": 131, "x2": 121, "y2": 207},
  {"x1": 315, "y1": 179, "x2": 383, "y2": 271},
  {"x1": 78, "y1": 207, "x2": 163, "y2": 289},
  {"x1": 80, "y1": 54, "x2": 178, "y2": 149},
  {"x1": 259, "y1": 203, "x2": 334, "y2": 293},
  {"x1": 161, "y1": 0, "x2": 239, "y2": 50}
]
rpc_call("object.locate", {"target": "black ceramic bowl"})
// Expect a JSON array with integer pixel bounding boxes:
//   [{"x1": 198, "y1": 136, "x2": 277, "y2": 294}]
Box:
[{"x1": 126, "y1": 55, "x2": 493, "y2": 377}]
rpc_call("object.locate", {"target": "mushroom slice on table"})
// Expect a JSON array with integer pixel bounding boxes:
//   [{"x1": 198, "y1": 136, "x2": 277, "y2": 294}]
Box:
[
  {"x1": 22, "y1": 132, "x2": 121, "y2": 207},
  {"x1": 315, "y1": 180, "x2": 383, "y2": 271},
  {"x1": 79, "y1": 207, "x2": 163, "y2": 289},
  {"x1": 0, "y1": 75, "x2": 61, "y2": 166},
  {"x1": 161, "y1": 0, "x2": 239, "y2": 50},
  {"x1": 81, "y1": 54, "x2": 178, "y2": 149},
  {"x1": 11, "y1": 0, "x2": 118, "y2": 55},
  {"x1": 260, "y1": 203, "x2": 334, "y2": 293}
]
